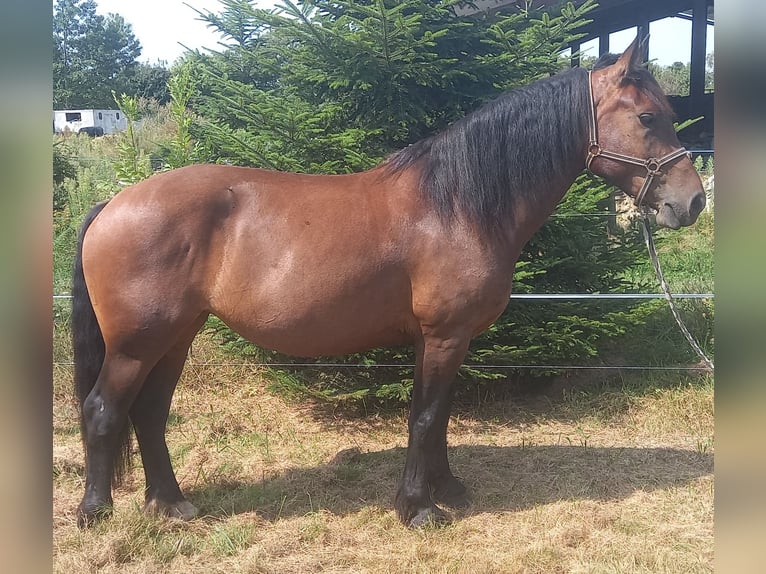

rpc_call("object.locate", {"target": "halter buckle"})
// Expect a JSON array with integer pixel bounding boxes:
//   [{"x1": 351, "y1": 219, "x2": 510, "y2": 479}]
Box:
[{"x1": 644, "y1": 158, "x2": 662, "y2": 175}]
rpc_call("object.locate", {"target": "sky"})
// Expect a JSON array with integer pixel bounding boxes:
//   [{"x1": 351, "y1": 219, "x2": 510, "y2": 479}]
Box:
[{"x1": 94, "y1": 0, "x2": 714, "y2": 67}]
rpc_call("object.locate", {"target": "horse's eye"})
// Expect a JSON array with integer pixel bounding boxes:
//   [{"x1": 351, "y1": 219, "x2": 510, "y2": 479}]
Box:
[{"x1": 639, "y1": 113, "x2": 655, "y2": 127}]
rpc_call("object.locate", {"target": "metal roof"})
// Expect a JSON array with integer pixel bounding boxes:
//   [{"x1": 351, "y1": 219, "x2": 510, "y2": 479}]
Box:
[{"x1": 456, "y1": 0, "x2": 714, "y2": 37}]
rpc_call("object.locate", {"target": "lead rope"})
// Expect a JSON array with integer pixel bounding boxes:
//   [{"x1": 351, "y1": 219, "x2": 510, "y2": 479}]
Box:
[
  {"x1": 640, "y1": 213, "x2": 714, "y2": 371},
  {"x1": 586, "y1": 70, "x2": 711, "y2": 371}
]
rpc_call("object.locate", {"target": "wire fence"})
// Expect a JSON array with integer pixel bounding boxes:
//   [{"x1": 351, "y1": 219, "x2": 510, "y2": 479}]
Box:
[
  {"x1": 53, "y1": 151, "x2": 714, "y2": 374},
  {"x1": 52, "y1": 291, "x2": 714, "y2": 372}
]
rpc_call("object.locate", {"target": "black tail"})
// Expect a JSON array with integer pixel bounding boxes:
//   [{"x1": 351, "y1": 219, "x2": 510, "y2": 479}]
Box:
[{"x1": 72, "y1": 201, "x2": 132, "y2": 486}]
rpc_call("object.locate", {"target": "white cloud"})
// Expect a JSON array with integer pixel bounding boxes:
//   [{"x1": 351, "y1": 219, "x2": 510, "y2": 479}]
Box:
[{"x1": 94, "y1": 0, "x2": 235, "y2": 65}]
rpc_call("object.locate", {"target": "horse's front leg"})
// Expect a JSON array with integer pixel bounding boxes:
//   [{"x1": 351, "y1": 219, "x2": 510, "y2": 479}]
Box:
[{"x1": 394, "y1": 335, "x2": 469, "y2": 527}]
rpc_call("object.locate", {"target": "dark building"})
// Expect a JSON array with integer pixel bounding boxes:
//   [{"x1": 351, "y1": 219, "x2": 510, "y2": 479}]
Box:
[{"x1": 461, "y1": 0, "x2": 714, "y2": 149}]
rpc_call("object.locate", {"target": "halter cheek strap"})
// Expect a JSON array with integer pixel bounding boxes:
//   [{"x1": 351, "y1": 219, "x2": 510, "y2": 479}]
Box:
[{"x1": 586, "y1": 71, "x2": 690, "y2": 209}]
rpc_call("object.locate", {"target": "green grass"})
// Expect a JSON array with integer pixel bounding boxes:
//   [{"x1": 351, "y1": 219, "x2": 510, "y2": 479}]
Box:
[
  {"x1": 53, "y1": 134, "x2": 121, "y2": 293},
  {"x1": 54, "y1": 355, "x2": 713, "y2": 573},
  {"x1": 626, "y1": 210, "x2": 714, "y2": 293}
]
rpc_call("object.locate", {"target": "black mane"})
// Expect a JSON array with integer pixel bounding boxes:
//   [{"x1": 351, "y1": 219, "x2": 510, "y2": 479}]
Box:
[
  {"x1": 593, "y1": 52, "x2": 621, "y2": 69},
  {"x1": 384, "y1": 66, "x2": 591, "y2": 234}
]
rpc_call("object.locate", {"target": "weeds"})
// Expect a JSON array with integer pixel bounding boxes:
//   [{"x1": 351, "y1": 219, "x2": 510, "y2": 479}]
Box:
[
  {"x1": 112, "y1": 91, "x2": 154, "y2": 184},
  {"x1": 210, "y1": 522, "x2": 256, "y2": 556}
]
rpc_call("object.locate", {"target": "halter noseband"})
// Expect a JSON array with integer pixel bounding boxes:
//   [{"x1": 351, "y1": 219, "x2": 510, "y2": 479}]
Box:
[{"x1": 585, "y1": 71, "x2": 690, "y2": 209}]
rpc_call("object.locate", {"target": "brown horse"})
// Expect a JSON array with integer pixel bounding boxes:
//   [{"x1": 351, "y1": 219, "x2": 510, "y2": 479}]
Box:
[{"x1": 72, "y1": 38, "x2": 705, "y2": 528}]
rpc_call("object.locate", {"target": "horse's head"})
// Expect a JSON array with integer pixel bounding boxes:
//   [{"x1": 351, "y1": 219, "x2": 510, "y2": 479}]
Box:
[{"x1": 587, "y1": 37, "x2": 706, "y2": 229}]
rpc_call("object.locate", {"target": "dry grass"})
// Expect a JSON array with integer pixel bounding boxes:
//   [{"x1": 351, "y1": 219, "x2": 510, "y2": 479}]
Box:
[{"x1": 53, "y1": 334, "x2": 713, "y2": 573}]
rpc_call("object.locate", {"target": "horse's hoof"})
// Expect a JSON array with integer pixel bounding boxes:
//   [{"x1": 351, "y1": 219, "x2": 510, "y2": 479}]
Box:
[
  {"x1": 432, "y1": 477, "x2": 471, "y2": 509},
  {"x1": 144, "y1": 498, "x2": 198, "y2": 521},
  {"x1": 408, "y1": 505, "x2": 450, "y2": 529},
  {"x1": 76, "y1": 502, "x2": 113, "y2": 529}
]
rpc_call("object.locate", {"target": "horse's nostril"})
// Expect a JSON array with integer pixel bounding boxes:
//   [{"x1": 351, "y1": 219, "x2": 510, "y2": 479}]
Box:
[{"x1": 690, "y1": 191, "x2": 706, "y2": 217}]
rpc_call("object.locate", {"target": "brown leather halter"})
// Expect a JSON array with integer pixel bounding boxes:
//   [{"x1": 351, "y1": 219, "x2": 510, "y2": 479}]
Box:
[{"x1": 585, "y1": 71, "x2": 690, "y2": 209}]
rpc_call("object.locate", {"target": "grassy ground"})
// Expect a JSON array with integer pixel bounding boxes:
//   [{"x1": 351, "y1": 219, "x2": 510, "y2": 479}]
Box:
[{"x1": 53, "y1": 333, "x2": 713, "y2": 573}]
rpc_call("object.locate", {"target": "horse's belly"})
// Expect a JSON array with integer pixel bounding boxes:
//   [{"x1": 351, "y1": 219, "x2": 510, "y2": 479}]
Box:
[
  {"x1": 211, "y1": 271, "x2": 417, "y2": 357},
  {"x1": 219, "y1": 306, "x2": 414, "y2": 358}
]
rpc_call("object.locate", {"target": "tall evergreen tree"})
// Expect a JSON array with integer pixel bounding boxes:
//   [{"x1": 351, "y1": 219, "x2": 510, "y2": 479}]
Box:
[
  {"x1": 53, "y1": 0, "x2": 143, "y2": 108},
  {"x1": 184, "y1": 1, "x2": 662, "y2": 401},
  {"x1": 189, "y1": 0, "x2": 596, "y2": 171},
  {"x1": 119, "y1": 62, "x2": 172, "y2": 104}
]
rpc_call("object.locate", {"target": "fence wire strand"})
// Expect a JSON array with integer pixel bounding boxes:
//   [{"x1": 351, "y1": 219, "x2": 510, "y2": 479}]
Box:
[
  {"x1": 53, "y1": 291, "x2": 713, "y2": 372},
  {"x1": 54, "y1": 152, "x2": 714, "y2": 374}
]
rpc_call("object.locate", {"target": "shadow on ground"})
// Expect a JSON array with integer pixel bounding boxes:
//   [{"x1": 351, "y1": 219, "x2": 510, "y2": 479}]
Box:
[{"x1": 185, "y1": 443, "x2": 713, "y2": 522}]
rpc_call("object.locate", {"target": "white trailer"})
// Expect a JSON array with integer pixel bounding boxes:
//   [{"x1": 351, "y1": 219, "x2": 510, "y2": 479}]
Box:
[{"x1": 53, "y1": 109, "x2": 128, "y2": 135}]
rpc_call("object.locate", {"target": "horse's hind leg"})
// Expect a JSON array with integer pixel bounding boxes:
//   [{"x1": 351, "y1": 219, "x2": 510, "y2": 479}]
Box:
[
  {"x1": 77, "y1": 353, "x2": 152, "y2": 527},
  {"x1": 130, "y1": 317, "x2": 205, "y2": 520}
]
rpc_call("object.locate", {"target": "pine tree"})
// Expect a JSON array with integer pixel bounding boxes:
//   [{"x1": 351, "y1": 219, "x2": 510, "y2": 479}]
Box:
[{"x1": 185, "y1": 1, "x2": 659, "y2": 404}]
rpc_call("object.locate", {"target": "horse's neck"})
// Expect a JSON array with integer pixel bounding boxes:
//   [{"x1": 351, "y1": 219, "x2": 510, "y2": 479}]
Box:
[
  {"x1": 494, "y1": 80, "x2": 589, "y2": 243},
  {"x1": 498, "y1": 161, "x2": 585, "y2": 253}
]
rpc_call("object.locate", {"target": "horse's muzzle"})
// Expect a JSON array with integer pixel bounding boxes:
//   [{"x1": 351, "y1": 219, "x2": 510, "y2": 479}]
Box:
[{"x1": 655, "y1": 189, "x2": 706, "y2": 229}]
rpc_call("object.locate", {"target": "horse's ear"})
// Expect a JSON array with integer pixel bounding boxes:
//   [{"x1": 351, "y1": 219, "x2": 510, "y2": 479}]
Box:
[{"x1": 612, "y1": 35, "x2": 643, "y2": 77}]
